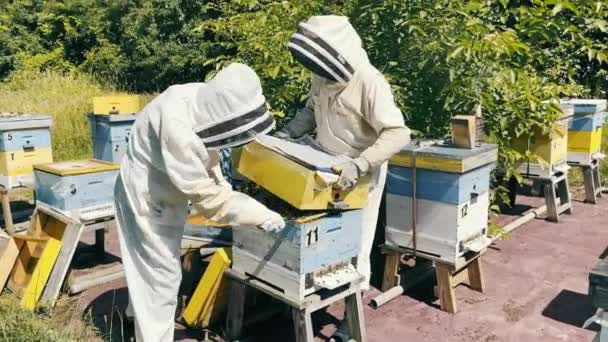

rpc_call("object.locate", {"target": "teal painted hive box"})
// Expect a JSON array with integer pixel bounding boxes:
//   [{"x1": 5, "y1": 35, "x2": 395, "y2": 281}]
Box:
[
  {"x1": 34, "y1": 159, "x2": 119, "y2": 221},
  {"x1": 232, "y1": 209, "x2": 362, "y2": 302},
  {"x1": 385, "y1": 142, "x2": 497, "y2": 265},
  {"x1": 87, "y1": 113, "x2": 136, "y2": 163}
]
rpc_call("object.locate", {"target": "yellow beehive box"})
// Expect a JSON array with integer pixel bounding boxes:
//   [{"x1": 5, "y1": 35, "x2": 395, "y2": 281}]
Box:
[
  {"x1": 0, "y1": 147, "x2": 53, "y2": 176},
  {"x1": 512, "y1": 121, "x2": 568, "y2": 165},
  {"x1": 92, "y1": 95, "x2": 142, "y2": 115},
  {"x1": 236, "y1": 141, "x2": 370, "y2": 210},
  {"x1": 568, "y1": 128, "x2": 602, "y2": 154}
]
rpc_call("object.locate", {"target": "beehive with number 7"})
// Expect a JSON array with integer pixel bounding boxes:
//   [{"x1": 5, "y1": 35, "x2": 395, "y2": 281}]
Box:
[
  {"x1": 0, "y1": 113, "x2": 53, "y2": 188},
  {"x1": 561, "y1": 99, "x2": 607, "y2": 166},
  {"x1": 88, "y1": 95, "x2": 142, "y2": 163},
  {"x1": 384, "y1": 142, "x2": 498, "y2": 265}
]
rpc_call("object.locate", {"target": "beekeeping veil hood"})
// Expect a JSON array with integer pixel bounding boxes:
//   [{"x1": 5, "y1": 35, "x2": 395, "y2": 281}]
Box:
[
  {"x1": 288, "y1": 16, "x2": 368, "y2": 84},
  {"x1": 194, "y1": 63, "x2": 275, "y2": 150}
]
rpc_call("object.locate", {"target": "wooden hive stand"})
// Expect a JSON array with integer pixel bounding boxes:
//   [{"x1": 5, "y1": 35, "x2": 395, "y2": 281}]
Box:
[
  {"x1": 225, "y1": 269, "x2": 367, "y2": 342},
  {"x1": 577, "y1": 158, "x2": 603, "y2": 204},
  {"x1": 381, "y1": 244, "x2": 485, "y2": 314},
  {"x1": 542, "y1": 171, "x2": 573, "y2": 222}
]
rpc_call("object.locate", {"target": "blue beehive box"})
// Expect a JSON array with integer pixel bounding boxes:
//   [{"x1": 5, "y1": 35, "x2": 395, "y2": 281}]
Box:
[
  {"x1": 88, "y1": 113, "x2": 136, "y2": 163},
  {"x1": 0, "y1": 113, "x2": 54, "y2": 188},
  {"x1": 34, "y1": 159, "x2": 120, "y2": 220},
  {"x1": 385, "y1": 142, "x2": 497, "y2": 265},
  {"x1": 232, "y1": 209, "x2": 362, "y2": 301}
]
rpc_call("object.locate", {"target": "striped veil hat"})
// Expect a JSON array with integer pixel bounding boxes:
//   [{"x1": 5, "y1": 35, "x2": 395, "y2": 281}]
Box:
[
  {"x1": 288, "y1": 16, "x2": 361, "y2": 84},
  {"x1": 194, "y1": 63, "x2": 275, "y2": 150}
]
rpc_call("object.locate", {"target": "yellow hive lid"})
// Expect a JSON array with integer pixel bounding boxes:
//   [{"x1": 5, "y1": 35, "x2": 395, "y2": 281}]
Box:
[
  {"x1": 92, "y1": 95, "x2": 142, "y2": 115},
  {"x1": 34, "y1": 159, "x2": 119, "y2": 176}
]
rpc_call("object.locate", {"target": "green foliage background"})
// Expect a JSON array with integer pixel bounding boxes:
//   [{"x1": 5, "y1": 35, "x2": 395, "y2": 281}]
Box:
[{"x1": 1, "y1": 0, "x2": 607, "y2": 203}]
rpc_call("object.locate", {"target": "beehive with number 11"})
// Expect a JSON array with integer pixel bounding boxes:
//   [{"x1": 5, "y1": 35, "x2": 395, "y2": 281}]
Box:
[
  {"x1": 0, "y1": 113, "x2": 53, "y2": 188},
  {"x1": 88, "y1": 95, "x2": 142, "y2": 163},
  {"x1": 385, "y1": 142, "x2": 498, "y2": 265},
  {"x1": 562, "y1": 99, "x2": 607, "y2": 166}
]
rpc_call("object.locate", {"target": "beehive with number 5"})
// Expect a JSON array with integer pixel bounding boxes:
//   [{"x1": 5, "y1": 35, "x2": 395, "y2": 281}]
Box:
[
  {"x1": 0, "y1": 113, "x2": 53, "y2": 188},
  {"x1": 385, "y1": 142, "x2": 498, "y2": 265},
  {"x1": 88, "y1": 95, "x2": 141, "y2": 163}
]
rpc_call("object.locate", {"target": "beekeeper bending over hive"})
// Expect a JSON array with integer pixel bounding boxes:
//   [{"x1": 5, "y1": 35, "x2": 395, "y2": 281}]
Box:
[
  {"x1": 114, "y1": 63, "x2": 285, "y2": 342},
  {"x1": 276, "y1": 15, "x2": 411, "y2": 291}
]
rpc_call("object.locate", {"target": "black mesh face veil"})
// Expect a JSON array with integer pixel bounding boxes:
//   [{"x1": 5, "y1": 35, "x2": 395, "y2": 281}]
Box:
[
  {"x1": 288, "y1": 25, "x2": 354, "y2": 83},
  {"x1": 196, "y1": 103, "x2": 275, "y2": 150}
]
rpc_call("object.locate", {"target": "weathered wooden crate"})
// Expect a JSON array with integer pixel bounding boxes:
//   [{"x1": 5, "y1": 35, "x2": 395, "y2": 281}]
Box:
[
  {"x1": 236, "y1": 141, "x2": 369, "y2": 210},
  {"x1": 34, "y1": 159, "x2": 119, "y2": 220},
  {"x1": 92, "y1": 95, "x2": 141, "y2": 115},
  {"x1": 385, "y1": 143, "x2": 497, "y2": 265},
  {"x1": 232, "y1": 210, "x2": 362, "y2": 301},
  {"x1": 0, "y1": 147, "x2": 53, "y2": 177},
  {"x1": 0, "y1": 128, "x2": 52, "y2": 152},
  {"x1": 87, "y1": 113, "x2": 135, "y2": 163}
]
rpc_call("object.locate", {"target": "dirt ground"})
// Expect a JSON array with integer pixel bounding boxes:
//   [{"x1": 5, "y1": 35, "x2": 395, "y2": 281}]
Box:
[{"x1": 1, "y1": 191, "x2": 605, "y2": 342}]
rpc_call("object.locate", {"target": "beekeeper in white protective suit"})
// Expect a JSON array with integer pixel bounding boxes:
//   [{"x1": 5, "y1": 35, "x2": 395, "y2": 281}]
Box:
[
  {"x1": 114, "y1": 63, "x2": 285, "y2": 342},
  {"x1": 276, "y1": 16, "x2": 411, "y2": 291}
]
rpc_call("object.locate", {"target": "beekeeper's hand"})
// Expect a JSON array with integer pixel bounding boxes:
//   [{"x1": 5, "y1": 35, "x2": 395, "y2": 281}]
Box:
[
  {"x1": 331, "y1": 158, "x2": 370, "y2": 191},
  {"x1": 273, "y1": 130, "x2": 292, "y2": 139},
  {"x1": 258, "y1": 211, "x2": 286, "y2": 233}
]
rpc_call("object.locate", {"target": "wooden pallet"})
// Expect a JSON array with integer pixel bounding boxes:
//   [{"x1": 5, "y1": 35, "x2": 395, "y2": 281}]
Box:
[
  {"x1": 225, "y1": 269, "x2": 366, "y2": 342},
  {"x1": 380, "y1": 244, "x2": 484, "y2": 314}
]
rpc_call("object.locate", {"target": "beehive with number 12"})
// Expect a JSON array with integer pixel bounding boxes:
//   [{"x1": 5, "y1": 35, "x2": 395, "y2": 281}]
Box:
[
  {"x1": 385, "y1": 142, "x2": 498, "y2": 265},
  {"x1": 562, "y1": 99, "x2": 607, "y2": 166},
  {"x1": 0, "y1": 113, "x2": 53, "y2": 188},
  {"x1": 34, "y1": 159, "x2": 120, "y2": 221},
  {"x1": 88, "y1": 95, "x2": 141, "y2": 163}
]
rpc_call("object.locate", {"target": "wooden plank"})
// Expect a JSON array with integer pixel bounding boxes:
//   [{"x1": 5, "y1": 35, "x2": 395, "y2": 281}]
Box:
[
  {"x1": 21, "y1": 217, "x2": 65, "y2": 310},
  {"x1": 225, "y1": 281, "x2": 247, "y2": 342},
  {"x1": 345, "y1": 292, "x2": 367, "y2": 342},
  {"x1": 39, "y1": 220, "x2": 84, "y2": 309},
  {"x1": 451, "y1": 267, "x2": 469, "y2": 288},
  {"x1": 435, "y1": 263, "x2": 456, "y2": 314},
  {"x1": 8, "y1": 239, "x2": 44, "y2": 297},
  {"x1": 12, "y1": 235, "x2": 49, "y2": 242},
  {"x1": 557, "y1": 177, "x2": 573, "y2": 215},
  {"x1": 1, "y1": 189, "x2": 14, "y2": 234},
  {"x1": 584, "y1": 166, "x2": 597, "y2": 203},
  {"x1": 543, "y1": 179, "x2": 559, "y2": 222},
  {"x1": 381, "y1": 253, "x2": 400, "y2": 292},
  {"x1": 0, "y1": 238, "x2": 22, "y2": 292},
  {"x1": 292, "y1": 308, "x2": 314, "y2": 342},
  {"x1": 182, "y1": 248, "x2": 231, "y2": 327},
  {"x1": 468, "y1": 258, "x2": 484, "y2": 292}
]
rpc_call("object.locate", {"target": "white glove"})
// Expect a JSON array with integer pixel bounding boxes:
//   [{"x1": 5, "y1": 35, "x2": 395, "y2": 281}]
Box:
[
  {"x1": 331, "y1": 158, "x2": 369, "y2": 191},
  {"x1": 273, "y1": 130, "x2": 292, "y2": 139},
  {"x1": 258, "y1": 211, "x2": 286, "y2": 233}
]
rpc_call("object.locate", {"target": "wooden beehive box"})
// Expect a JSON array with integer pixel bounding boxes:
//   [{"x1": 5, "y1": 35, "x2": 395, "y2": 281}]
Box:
[
  {"x1": 513, "y1": 121, "x2": 570, "y2": 179},
  {"x1": 232, "y1": 210, "x2": 362, "y2": 302},
  {"x1": 385, "y1": 142, "x2": 497, "y2": 265},
  {"x1": 236, "y1": 141, "x2": 370, "y2": 210},
  {"x1": 92, "y1": 95, "x2": 141, "y2": 115},
  {"x1": 34, "y1": 159, "x2": 119, "y2": 221},
  {"x1": 87, "y1": 113, "x2": 136, "y2": 163},
  {"x1": 0, "y1": 206, "x2": 81, "y2": 310},
  {"x1": 0, "y1": 113, "x2": 53, "y2": 187},
  {"x1": 562, "y1": 99, "x2": 607, "y2": 165}
]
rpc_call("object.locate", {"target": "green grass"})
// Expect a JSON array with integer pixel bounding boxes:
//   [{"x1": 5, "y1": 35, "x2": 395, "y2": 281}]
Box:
[
  {"x1": 0, "y1": 70, "x2": 146, "y2": 162},
  {"x1": 0, "y1": 294, "x2": 100, "y2": 342}
]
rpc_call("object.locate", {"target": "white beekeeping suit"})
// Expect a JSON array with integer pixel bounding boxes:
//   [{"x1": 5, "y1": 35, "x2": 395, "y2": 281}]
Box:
[
  {"x1": 278, "y1": 16, "x2": 411, "y2": 290},
  {"x1": 115, "y1": 63, "x2": 285, "y2": 342}
]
